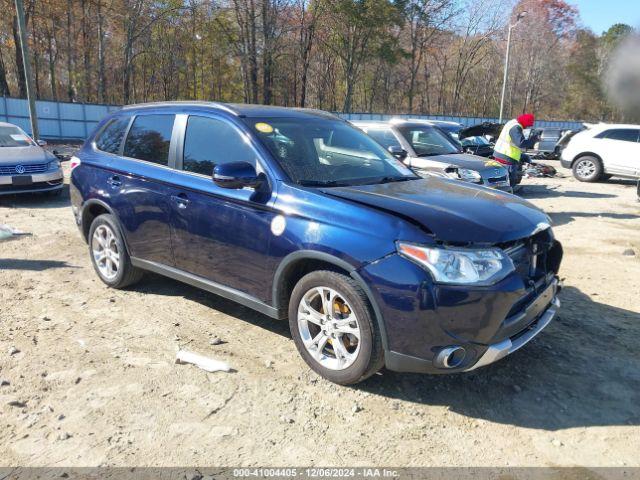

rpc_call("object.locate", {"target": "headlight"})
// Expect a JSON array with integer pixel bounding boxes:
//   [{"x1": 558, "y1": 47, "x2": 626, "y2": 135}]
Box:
[
  {"x1": 458, "y1": 168, "x2": 482, "y2": 183},
  {"x1": 397, "y1": 242, "x2": 515, "y2": 285},
  {"x1": 48, "y1": 159, "x2": 61, "y2": 170}
]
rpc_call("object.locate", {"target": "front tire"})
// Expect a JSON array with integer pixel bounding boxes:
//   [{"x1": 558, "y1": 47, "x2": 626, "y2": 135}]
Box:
[
  {"x1": 573, "y1": 156, "x2": 603, "y2": 182},
  {"x1": 88, "y1": 214, "x2": 143, "y2": 289},
  {"x1": 288, "y1": 271, "x2": 384, "y2": 385}
]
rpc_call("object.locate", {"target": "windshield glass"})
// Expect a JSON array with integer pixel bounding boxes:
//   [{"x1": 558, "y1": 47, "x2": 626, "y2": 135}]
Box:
[
  {"x1": 396, "y1": 125, "x2": 460, "y2": 156},
  {"x1": 246, "y1": 117, "x2": 417, "y2": 186},
  {"x1": 0, "y1": 125, "x2": 34, "y2": 147}
]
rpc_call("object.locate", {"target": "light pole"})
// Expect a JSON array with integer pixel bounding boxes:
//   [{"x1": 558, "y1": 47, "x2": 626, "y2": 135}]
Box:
[
  {"x1": 499, "y1": 11, "x2": 527, "y2": 123},
  {"x1": 14, "y1": 0, "x2": 39, "y2": 140}
]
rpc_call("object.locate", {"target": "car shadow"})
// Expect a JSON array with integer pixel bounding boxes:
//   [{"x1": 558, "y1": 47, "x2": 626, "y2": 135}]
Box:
[
  {"x1": 134, "y1": 273, "x2": 290, "y2": 339},
  {"x1": 0, "y1": 258, "x2": 77, "y2": 271},
  {"x1": 0, "y1": 184, "x2": 70, "y2": 209},
  {"x1": 548, "y1": 210, "x2": 640, "y2": 227},
  {"x1": 355, "y1": 285, "x2": 640, "y2": 430},
  {"x1": 520, "y1": 185, "x2": 616, "y2": 199}
]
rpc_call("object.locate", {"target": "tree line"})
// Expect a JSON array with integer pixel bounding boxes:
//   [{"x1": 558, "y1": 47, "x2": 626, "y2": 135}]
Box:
[{"x1": 0, "y1": 0, "x2": 635, "y2": 121}]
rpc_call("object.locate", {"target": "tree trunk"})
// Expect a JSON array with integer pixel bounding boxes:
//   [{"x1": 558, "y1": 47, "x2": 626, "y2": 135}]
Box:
[{"x1": 12, "y1": 16, "x2": 27, "y2": 98}]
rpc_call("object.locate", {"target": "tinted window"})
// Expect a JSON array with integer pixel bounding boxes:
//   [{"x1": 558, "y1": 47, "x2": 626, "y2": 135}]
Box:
[
  {"x1": 123, "y1": 114, "x2": 175, "y2": 165},
  {"x1": 183, "y1": 116, "x2": 257, "y2": 176},
  {"x1": 366, "y1": 128, "x2": 402, "y2": 149},
  {"x1": 95, "y1": 117, "x2": 130, "y2": 154},
  {"x1": 597, "y1": 129, "x2": 640, "y2": 142}
]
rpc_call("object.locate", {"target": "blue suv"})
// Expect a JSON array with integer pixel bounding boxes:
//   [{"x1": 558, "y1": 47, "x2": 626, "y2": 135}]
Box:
[{"x1": 70, "y1": 102, "x2": 563, "y2": 385}]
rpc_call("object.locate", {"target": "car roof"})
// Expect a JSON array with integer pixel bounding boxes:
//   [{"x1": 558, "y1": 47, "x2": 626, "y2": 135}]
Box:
[
  {"x1": 589, "y1": 123, "x2": 640, "y2": 130},
  {"x1": 351, "y1": 119, "x2": 448, "y2": 128},
  {"x1": 121, "y1": 101, "x2": 342, "y2": 120}
]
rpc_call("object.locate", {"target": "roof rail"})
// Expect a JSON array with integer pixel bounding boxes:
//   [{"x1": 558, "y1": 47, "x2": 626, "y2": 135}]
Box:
[{"x1": 121, "y1": 101, "x2": 239, "y2": 116}]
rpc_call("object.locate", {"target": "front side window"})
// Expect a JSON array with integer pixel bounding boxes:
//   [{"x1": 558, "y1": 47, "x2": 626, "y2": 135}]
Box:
[
  {"x1": 396, "y1": 125, "x2": 460, "y2": 157},
  {"x1": 245, "y1": 117, "x2": 416, "y2": 186},
  {"x1": 365, "y1": 128, "x2": 402, "y2": 150},
  {"x1": 123, "y1": 114, "x2": 175, "y2": 165},
  {"x1": 0, "y1": 125, "x2": 34, "y2": 147},
  {"x1": 95, "y1": 116, "x2": 130, "y2": 154},
  {"x1": 183, "y1": 116, "x2": 257, "y2": 176},
  {"x1": 597, "y1": 129, "x2": 640, "y2": 142}
]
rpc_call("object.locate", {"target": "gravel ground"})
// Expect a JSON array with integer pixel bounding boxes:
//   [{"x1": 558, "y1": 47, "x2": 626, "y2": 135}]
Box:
[{"x1": 1, "y1": 162, "x2": 639, "y2": 467}]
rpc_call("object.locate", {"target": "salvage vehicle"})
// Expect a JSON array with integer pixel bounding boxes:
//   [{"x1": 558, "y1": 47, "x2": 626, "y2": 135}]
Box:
[
  {"x1": 0, "y1": 122, "x2": 64, "y2": 196},
  {"x1": 561, "y1": 123, "x2": 640, "y2": 182},
  {"x1": 70, "y1": 102, "x2": 562, "y2": 385},
  {"x1": 353, "y1": 120, "x2": 511, "y2": 191}
]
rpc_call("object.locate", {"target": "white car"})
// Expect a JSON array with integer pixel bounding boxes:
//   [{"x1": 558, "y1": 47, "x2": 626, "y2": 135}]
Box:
[{"x1": 560, "y1": 123, "x2": 640, "y2": 182}]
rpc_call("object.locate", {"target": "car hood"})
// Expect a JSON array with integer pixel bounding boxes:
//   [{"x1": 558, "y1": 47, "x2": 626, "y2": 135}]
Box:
[
  {"x1": 458, "y1": 122, "x2": 503, "y2": 140},
  {"x1": 425, "y1": 153, "x2": 504, "y2": 173},
  {"x1": 0, "y1": 146, "x2": 53, "y2": 164},
  {"x1": 321, "y1": 177, "x2": 550, "y2": 244}
]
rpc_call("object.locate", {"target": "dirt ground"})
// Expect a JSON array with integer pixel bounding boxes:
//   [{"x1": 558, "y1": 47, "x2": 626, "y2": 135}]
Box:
[{"x1": 1, "y1": 160, "x2": 639, "y2": 467}]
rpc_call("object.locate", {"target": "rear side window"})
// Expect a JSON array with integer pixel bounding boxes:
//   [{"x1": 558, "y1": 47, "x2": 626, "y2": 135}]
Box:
[
  {"x1": 123, "y1": 114, "x2": 175, "y2": 165},
  {"x1": 182, "y1": 116, "x2": 256, "y2": 175},
  {"x1": 596, "y1": 129, "x2": 640, "y2": 142},
  {"x1": 95, "y1": 117, "x2": 130, "y2": 154}
]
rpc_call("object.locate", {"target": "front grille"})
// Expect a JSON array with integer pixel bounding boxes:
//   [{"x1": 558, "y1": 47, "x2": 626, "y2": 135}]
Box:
[{"x1": 0, "y1": 163, "x2": 48, "y2": 175}]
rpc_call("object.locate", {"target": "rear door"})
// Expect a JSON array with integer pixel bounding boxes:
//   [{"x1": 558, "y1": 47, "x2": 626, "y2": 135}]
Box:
[
  {"x1": 168, "y1": 114, "x2": 277, "y2": 301},
  {"x1": 596, "y1": 128, "x2": 640, "y2": 176},
  {"x1": 106, "y1": 113, "x2": 180, "y2": 266}
]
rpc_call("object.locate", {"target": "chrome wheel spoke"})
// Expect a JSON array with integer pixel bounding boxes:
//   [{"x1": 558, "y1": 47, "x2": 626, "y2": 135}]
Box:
[
  {"x1": 92, "y1": 225, "x2": 120, "y2": 280},
  {"x1": 297, "y1": 286, "x2": 361, "y2": 371}
]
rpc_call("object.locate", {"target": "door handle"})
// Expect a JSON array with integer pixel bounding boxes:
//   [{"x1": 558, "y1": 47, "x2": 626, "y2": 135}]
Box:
[
  {"x1": 171, "y1": 194, "x2": 190, "y2": 209},
  {"x1": 107, "y1": 175, "x2": 122, "y2": 188}
]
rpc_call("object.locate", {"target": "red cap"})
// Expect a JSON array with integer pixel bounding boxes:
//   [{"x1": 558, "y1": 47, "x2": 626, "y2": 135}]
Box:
[{"x1": 517, "y1": 113, "x2": 535, "y2": 128}]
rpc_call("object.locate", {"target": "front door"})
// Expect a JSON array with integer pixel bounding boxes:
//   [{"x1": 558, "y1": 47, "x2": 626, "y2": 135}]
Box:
[{"x1": 169, "y1": 114, "x2": 277, "y2": 302}]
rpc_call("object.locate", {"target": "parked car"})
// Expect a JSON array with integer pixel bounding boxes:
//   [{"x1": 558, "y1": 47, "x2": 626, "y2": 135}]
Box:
[
  {"x1": 561, "y1": 123, "x2": 640, "y2": 182},
  {"x1": 70, "y1": 102, "x2": 562, "y2": 385},
  {"x1": 352, "y1": 120, "x2": 511, "y2": 191},
  {"x1": 425, "y1": 120, "x2": 496, "y2": 157},
  {"x1": 528, "y1": 128, "x2": 564, "y2": 159},
  {"x1": 0, "y1": 122, "x2": 64, "y2": 196}
]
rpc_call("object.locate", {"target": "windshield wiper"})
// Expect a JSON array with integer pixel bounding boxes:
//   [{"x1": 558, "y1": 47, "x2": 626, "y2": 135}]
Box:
[
  {"x1": 297, "y1": 179, "x2": 350, "y2": 187},
  {"x1": 369, "y1": 176, "x2": 415, "y2": 185}
]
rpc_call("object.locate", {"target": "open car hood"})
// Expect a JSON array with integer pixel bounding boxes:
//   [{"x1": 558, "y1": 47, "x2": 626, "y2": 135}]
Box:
[
  {"x1": 458, "y1": 122, "x2": 504, "y2": 140},
  {"x1": 321, "y1": 177, "x2": 550, "y2": 244}
]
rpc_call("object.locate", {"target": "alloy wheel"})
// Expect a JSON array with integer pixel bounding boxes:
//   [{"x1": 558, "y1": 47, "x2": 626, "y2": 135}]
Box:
[
  {"x1": 91, "y1": 224, "x2": 120, "y2": 280},
  {"x1": 576, "y1": 159, "x2": 596, "y2": 179},
  {"x1": 297, "y1": 286, "x2": 361, "y2": 371}
]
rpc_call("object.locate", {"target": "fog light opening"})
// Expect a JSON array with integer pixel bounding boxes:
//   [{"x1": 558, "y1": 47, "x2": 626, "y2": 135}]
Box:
[{"x1": 436, "y1": 346, "x2": 466, "y2": 369}]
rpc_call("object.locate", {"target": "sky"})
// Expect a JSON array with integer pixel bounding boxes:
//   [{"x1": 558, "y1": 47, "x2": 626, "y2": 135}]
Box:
[{"x1": 572, "y1": 0, "x2": 640, "y2": 34}]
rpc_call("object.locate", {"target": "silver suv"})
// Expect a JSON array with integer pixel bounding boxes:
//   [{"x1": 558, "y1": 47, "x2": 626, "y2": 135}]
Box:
[{"x1": 353, "y1": 119, "x2": 511, "y2": 191}]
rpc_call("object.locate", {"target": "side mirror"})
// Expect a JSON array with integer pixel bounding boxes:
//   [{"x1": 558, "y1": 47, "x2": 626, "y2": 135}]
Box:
[
  {"x1": 213, "y1": 161, "x2": 261, "y2": 189},
  {"x1": 388, "y1": 145, "x2": 408, "y2": 161},
  {"x1": 37, "y1": 139, "x2": 47, "y2": 147}
]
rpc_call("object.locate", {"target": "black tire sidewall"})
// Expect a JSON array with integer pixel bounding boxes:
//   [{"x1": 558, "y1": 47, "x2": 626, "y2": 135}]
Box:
[
  {"x1": 573, "y1": 156, "x2": 602, "y2": 182},
  {"x1": 88, "y1": 214, "x2": 129, "y2": 288},
  {"x1": 288, "y1": 271, "x2": 377, "y2": 385}
]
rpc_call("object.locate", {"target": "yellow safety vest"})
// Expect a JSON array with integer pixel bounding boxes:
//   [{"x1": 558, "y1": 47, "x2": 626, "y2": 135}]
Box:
[{"x1": 494, "y1": 119, "x2": 522, "y2": 162}]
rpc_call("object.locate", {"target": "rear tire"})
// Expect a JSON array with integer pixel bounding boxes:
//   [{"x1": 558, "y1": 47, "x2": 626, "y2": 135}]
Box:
[
  {"x1": 88, "y1": 214, "x2": 143, "y2": 289},
  {"x1": 288, "y1": 270, "x2": 384, "y2": 385},
  {"x1": 573, "y1": 156, "x2": 602, "y2": 182}
]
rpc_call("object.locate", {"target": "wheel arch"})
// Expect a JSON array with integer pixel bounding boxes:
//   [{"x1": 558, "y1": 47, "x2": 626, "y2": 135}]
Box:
[
  {"x1": 272, "y1": 251, "x2": 389, "y2": 350},
  {"x1": 81, "y1": 199, "x2": 131, "y2": 255}
]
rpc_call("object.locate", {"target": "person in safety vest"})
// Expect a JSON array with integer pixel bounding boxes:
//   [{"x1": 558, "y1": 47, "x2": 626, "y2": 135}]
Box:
[{"x1": 493, "y1": 113, "x2": 538, "y2": 187}]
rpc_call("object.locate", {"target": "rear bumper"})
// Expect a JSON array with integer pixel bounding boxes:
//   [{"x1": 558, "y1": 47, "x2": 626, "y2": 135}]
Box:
[{"x1": 0, "y1": 170, "x2": 64, "y2": 195}]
